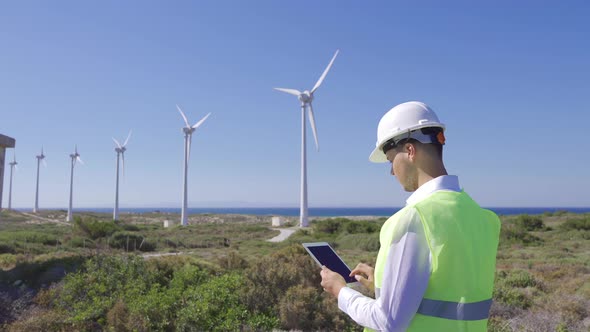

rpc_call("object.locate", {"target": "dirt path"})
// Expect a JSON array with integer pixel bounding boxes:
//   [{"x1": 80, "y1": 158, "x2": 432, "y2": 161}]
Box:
[
  {"x1": 267, "y1": 227, "x2": 298, "y2": 242},
  {"x1": 20, "y1": 212, "x2": 70, "y2": 226}
]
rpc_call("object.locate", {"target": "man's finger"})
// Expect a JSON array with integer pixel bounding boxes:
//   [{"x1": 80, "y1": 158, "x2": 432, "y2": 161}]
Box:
[{"x1": 355, "y1": 275, "x2": 372, "y2": 288}]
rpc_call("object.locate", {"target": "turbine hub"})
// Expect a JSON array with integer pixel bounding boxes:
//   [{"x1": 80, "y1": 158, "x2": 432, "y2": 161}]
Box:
[{"x1": 298, "y1": 91, "x2": 312, "y2": 104}]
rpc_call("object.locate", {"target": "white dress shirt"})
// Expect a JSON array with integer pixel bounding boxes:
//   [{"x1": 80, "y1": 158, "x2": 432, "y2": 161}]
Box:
[{"x1": 338, "y1": 175, "x2": 461, "y2": 331}]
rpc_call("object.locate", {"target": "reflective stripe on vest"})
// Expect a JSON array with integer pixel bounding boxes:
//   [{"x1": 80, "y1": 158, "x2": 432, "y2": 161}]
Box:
[{"x1": 417, "y1": 298, "x2": 492, "y2": 321}]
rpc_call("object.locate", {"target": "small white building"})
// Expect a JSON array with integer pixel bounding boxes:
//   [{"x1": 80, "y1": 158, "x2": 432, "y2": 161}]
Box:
[
  {"x1": 271, "y1": 216, "x2": 285, "y2": 227},
  {"x1": 164, "y1": 220, "x2": 171, "y2": 228}
]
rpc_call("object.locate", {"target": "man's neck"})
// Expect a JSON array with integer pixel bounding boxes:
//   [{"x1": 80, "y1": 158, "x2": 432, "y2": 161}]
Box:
[{"x1": 416, "y1": 163, "x2": 448, "y2": 188}]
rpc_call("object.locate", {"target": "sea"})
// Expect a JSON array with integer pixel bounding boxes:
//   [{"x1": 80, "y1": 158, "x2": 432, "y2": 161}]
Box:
[{"x1": 48, "y1": 207, "x2": 590, "y2": 217}]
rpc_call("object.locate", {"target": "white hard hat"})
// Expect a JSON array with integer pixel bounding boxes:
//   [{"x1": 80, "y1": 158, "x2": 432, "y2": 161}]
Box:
[{"x1": 369, "y1": 101, "x2": 445, "y2": 163}]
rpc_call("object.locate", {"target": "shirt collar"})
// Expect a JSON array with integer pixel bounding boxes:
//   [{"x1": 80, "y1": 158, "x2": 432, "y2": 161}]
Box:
[{"x1": 406, "y1": 175, "x2": 461, "y2": 206}]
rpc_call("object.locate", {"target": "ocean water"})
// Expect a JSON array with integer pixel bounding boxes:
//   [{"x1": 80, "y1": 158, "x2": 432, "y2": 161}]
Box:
[{"x1": 57, "y1": 206, "x2": 590, "y2": 217}]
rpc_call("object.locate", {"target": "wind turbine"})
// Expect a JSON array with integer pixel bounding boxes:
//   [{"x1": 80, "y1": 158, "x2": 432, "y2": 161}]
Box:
[
  {"x1": 33, "y1": 147, "x2": 46, "y2": 213},
  {"x1": 66, "y1": 146, "x2": 83, "y2": 222},
  {"x1": 7, "y1": 152, "x2": 17, "y2": 210},
  {"x1": 274, "y1": 49, "x2": 339, "y2": 227},
  {"x1": 176, "y1": 105, "x2": 210, "y2": 226},
  {"x1": 112, "y1": 131, "x2": 131, "y2": 221}
]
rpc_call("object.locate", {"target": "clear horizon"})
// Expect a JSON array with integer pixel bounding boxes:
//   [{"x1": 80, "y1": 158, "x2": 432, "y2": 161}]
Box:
[{"x1": 2, "y1": 1, "x2": 589, "y2": 210}]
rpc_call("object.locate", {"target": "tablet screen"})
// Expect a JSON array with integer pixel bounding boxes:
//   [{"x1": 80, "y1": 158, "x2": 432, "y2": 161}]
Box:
[{"x1": 303, "y1": 243, "x2": 356, "y2": 284}]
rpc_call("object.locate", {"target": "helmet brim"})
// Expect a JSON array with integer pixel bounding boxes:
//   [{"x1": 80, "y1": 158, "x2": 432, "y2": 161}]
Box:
[{"x1": 369, "y1": 146, "x2": 388, "y2": 163}]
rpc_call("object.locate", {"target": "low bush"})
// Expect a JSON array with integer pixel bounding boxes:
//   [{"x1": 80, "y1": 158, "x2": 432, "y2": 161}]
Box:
[
  {"x1": 560, "y1": 217, "x2": 590, "y2": 231},
  {"x1": 0, "y1": 243, "x2": 16, "y2": 254},
  {"x1": 500, "y1": 224, "x2": 542, "y2": 246},
  {"x1": 0, "y1": 253, "x2": 17, "y2": 269},
  {"x1": 313, "y1": 218, "x2": 346, "y2": 234},
  {"x1": 217, "y1": 251, "x2": 249, "y2": 271},
  {"x1": 0, "y1": 231, "x2": 60, "y2": 246},
  {"x1": 503, "y1": 270, "x2": 541, "y2": 289},
  {"x1": 74, "y1": 217, "x2": 121, "y2": 240},
  {"x1": 67, "y1": 237, "x2": 95, "y2": 249},
  {"x1": 108, "y1": 232, "x2": 155, "y2": 252},
  {"x1": 493, "y1": 270, "x2": 543, "y2": 310},
  {"x1": 514, "y1": 215, "x2": 544, "y2": 231},
  {"x1": 344, "y1": 221, "x2": 380, "y2": 234},
  {"x1": 337, "y1": 233, "x2": 380, "y2": 251}
]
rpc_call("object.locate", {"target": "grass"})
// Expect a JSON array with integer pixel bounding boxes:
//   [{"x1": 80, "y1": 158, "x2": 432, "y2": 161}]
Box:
[{"x1": 0, "y1": 210, "x2": 589, "y2": 331}]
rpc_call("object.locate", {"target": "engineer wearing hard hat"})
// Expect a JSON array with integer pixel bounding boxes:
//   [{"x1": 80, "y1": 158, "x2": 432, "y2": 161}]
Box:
[{"x1": 320, "y1": 101, "x2": 501, "y2": 331}]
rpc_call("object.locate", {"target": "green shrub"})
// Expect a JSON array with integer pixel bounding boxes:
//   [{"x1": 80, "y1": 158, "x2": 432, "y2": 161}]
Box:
[
  {"x1": 217, "y1": 251, "x2": 249, "y2": 271},
  {"x1": 1, "y1": 231, "x2": 60, "y2": 246},
  {"x1": 0, "y1": 243, "x2": 16, "y2": 254},
  {"x1": 120, "y1": 224, "x2": 140, "y2": 232},
  {"x1": 493, "y1": 270, "x2": 542, "y2": 310},
  {"x1": 344, "y1": 221, "x2": 380, "y2": 234},
  {"x1": 503, "y1": 270, "x2": 540, "y2": 289},
  {"x1": 74, "y1": 216, "x2": 121, "y2": 239},
  {"x1": 337, "y1": 233, "x2": 380, "y2": 251},
  {"x1": 67, "y1": 237, "x2": 95, "y2": 248},
  {"x1": 243, "y1": 245, "x2": 320, "y2": 315},
  {"x1": 560, "y1": 218, "x2": 590, "y2": 231},
  {"x1": 176, "y1": 273, "x2": 249, "y2": 332},
  {"x1": 108, "y1": 232, "x2": 155, "y2": 252},
  {"x1": 515, "y1": 215, "x2": 544, "y2": 231},
  {"x1": 0, "y1": 253, "x2": 17, "y2": 268},
  {"x1": 500, "y1": 224, "x2": 542, "y2": 246},
  {"x1": 279, "y1": 285, "x2": 321, "y2": 330},
  {"x1": 493, "y1": 285, "x2": 532, "y2": 309},
  {"x1": 313, "y1": 218, "x2": 346, "y2": 234}
]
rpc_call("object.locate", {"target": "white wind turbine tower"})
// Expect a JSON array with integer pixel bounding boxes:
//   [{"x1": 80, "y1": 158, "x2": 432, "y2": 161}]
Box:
[
  {"x1": 112, "y1": 131, "x2": 132, "y2": 221},
  {"x1": 7, "y1": 152, "x2": 17, "y2": 210},
  {"x1": 176, "y1": 105, "x2": 211, "y2": 226},
  {"x1": 274, "y1": 49, "x2": 339, "y2": 227},
  {"x1": 33, "y1": 147, "x2": 47, "y2": 213},
  {"x1": 66, "y1": 146, "x2": 83, "y2": 222}
]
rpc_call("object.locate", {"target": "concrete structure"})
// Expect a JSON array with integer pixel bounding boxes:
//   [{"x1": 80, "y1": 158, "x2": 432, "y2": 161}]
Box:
[
  {"x1": 0, "y1": 134, "x2": 16, "y2": 210},
  {"x1": 271, "y1": 216, "x2": 285, "y2": 227}
]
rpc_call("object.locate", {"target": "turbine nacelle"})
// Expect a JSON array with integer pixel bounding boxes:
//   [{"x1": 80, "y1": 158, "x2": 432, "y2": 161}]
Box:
[{"x1": 182, "y1": 127, "x2": 196, "y2": 135}]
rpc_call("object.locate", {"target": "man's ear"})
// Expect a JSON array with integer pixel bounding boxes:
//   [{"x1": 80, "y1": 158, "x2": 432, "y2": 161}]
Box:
[{"x1": 405, "y1": 142, "x2": 417, "y2": 161}]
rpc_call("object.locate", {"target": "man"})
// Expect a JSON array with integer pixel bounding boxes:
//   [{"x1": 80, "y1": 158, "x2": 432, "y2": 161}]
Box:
[{"x1": 320, "y1": 101, "x2": 501, "y2": 331}]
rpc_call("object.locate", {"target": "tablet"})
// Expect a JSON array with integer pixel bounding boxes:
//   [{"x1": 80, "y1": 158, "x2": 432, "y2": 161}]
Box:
[{"x1": 303, "y1": 242, "x2": 357, "y2": 284}]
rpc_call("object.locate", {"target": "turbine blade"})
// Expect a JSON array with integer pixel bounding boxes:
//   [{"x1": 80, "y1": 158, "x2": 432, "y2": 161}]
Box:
[
  {"x1": 77, "y1": 156, "x2": 84, "y2": 165},
  {"x1": 192, "y1": 112, "x2": 211, "y2": 129},
  {"x1": 311, "y1": 49, "x2": 339, "y2": 93},
  {"x1": 308, "y1": 103, "x2": 319, "y2": 151},
  {"x1": 123, "y1": 130, "x2": 132, "y2": 147},
  {"x1": 176, "y1": 104, "x2": 191, "y2": 128},
  {"x1": 14, "y1": 164, "x2": 18, "y2": 171},
  {"x1": 274, "y1": 88, "x2": 301, "y2": 96},
  {"x1": 112, "y1": 138, "x2": 122, "y2": 149},
  {"x1": 41, "y1": 146, "x2": 44, "y2": 155},
  {"x1": 43, "y1": 159, "x2": 47, "y2": 167}
]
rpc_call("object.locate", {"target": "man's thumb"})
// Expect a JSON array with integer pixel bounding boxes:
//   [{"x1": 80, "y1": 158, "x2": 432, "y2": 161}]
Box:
[{"x1": 354, "y1": 275, "x2": 371, "y2": 288}]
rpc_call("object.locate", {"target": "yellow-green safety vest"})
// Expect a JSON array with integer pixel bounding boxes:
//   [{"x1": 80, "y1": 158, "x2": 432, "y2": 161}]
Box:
[{"x1": 367, "y1": 191, "x2": 500, "y2": 331}]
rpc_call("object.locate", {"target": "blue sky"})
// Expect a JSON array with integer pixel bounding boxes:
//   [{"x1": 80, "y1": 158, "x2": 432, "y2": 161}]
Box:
[{"x1": 1, "y1": 1, "x2": 589, "y2": 209}]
